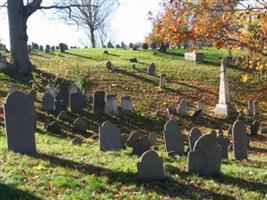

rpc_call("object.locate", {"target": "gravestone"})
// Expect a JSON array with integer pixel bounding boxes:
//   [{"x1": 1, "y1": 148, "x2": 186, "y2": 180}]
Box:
[
  {"x1": 126, "y1": 131, "x2": 142, "y2": 147},
  {"x1": 70, "y1": 92, "x2": 84, "y2": 114},
  {"x1": 106, "y1": 61, "x2": 116, "y2": 72},
  {"x1": 69, "y1": 84, "x2": 80, "y2": 94},
  {"x1": 74, "y1": 118, "x2": 88, "y2": 132},
  {"x1": 4, "y1": 91, "x2": 36, "y2": 153},
  {"x1": 253, "y1": 101, "x2": 259, "y2": 116},
  {"x1": 248, "y1": 100, "x2": 254, "y2": 116},
  {"x1": 250, "y1": 120, "x2": 260, "y2": 136},
  {"x1": 46, "y1": 121, "x2": 61, "y2": 134},
  {"x1": 177, "y1": 99, "x2": 188, "y2": 116},
  {"x1": 55, "y1": 82, "x2": 69, "y2": 113},
  {"x1": 106, "y1": 95, "x2": 118, "y2": 115},
  {"x1": 188, "y1": 134, "x2": 222, "y2": 176},
  {"x1": 191, "y1": 109, "x2": 202, "y2": 119},
  {"x1": 184, "y1": 51, "x2": 203, "y2": 63},
  {"x1": 168, "y1": 104, "x2": 177, "y2": 116},
  {"x1": 159, "y1": 74, "x2": 167, "y2": 88},
  {"x1": 93, "y1": 91, "x2": 105, "y2": 114},
  {"x1": 45, "y1": 45, "x2": 50, "y2": 53},
  {"x1": 99, "y1": 121, "x2": 121, "y2": 152},
  {"x1": 148, "y1": 132, "x2": 157, "y2": 146},
  {"x1": 188, "y1": 127, "x2": 202, "y2": 151},
  {"x1": 137, "y1": 150, "x2": 164, "y2": 180},
  {"x1": 232, "y1": 120, "x2": 248, "y2": 160},
  {"x1": 0, "y1": 56, "x2": 7, "y2": 71},
  {"x1": 121, "y1": 96, "x2": 132, "y2": 113},
  {"x1": 9, "y1": 84, "x2": 19, "y2": 94},
  {"x1": 217, "y1": 132, "x2": 230, "y2": 159},
  {"x1": 57, "y1": 111, "x2": 70, "y2": 121},
  {"x1": 132, "y1": 136, "x2": 151, "y2": 156},
  {"x1": 59, "y1": 43, "x2": 68, "y2": 52},
  {"x1": 197, "y1": 100, "x2": 205, "y2": 114},
  {"x1": 147, "y1": 63, "x2": 156, "y2": 76},
  {"x1": 46, "y1": 84, "x2": 56, "y2": 96},
  {"x1": 214, "y1": 58, "x2": 237, "y2": 118},
  {"x1": 163, "y1": 120, "x2": 184, "y2": 156},
  {"x1": 42, "y1": 91, "x2": 55, "y2": 112}
]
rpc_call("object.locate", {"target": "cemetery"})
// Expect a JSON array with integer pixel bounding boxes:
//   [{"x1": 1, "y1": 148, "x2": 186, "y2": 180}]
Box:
[{"x1": 0, "y1": 1, "x2": 267, "y2": 199}]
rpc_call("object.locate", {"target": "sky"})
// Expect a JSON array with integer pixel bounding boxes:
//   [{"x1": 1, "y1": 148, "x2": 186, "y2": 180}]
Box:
[{"x1": 0, "y1": 0, "x2": 161, "y2": 48}]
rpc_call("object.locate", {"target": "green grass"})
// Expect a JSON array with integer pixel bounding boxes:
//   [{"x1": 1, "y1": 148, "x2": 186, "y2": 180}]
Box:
[{"x1": 0, "y1": 47, "x2": 267, "y2": 199}]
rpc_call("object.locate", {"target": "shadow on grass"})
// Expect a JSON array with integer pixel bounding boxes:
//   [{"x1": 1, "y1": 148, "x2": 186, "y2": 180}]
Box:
[
  {"x1": 0, "y1": 183, "x2": 42, "y2": 200},
  {"x1": 64, "y1": 51, "x2": 98, "y2": 61},
  {"x1": 28, "y1": 152, "x2": 234, "y2": 199}
]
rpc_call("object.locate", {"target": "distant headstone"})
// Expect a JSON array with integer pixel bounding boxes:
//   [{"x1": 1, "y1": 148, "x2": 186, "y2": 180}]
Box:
[
  {"x1": 39, "y1": 45, "x2": 44, "y2": 51},
  {"x1": 137, "y1": 150, "x2": 164, "y2": 180},
  {"x1": 45, "y1": 45, "x2": 50, "y2": 53},
  {"x1": 74, "y1": 118, "x2": 88, "y2": 132},
  {"x1": 168, "y1": 104, "x2": 177, "y2": 116},
  {"x1": 106, "y1": 95, "x2": 118, "y2": 115},
  {"x1": 147, "y1": 63, "x2": 156, "y2": 76},
  {"x1": 70, "y1": 92, "x2": 84, "y2": 114},
  {"x1": 59, "y1": 43, "x2": 68, "y2": 53},
  {"x1": 121, "y1": 96, "x2": 133, "y2": 113},
  {"x1": 217, "y1": 132, "x2": 230, "y2": 159},
  {"x1": 250, "y1": 120, "x2": 260, "y2": 136},
  {"x1": 248, "y1": 100, "x2": 254, "y2": 116},
  {"x1": 188, "y1": 134, "x2": 222, "y2": 176},
  {"x1": 177, "y1": 99, "x2": 188, "y2": 116},
  {"x1": 184, "y1": 51, "x2": 203, "y2": 63},
  {"x1": 4, "y1": 91, "x2": 36, "y2": 153},
  {"x1": 126, "y1": 131, "x2": 142, "y2": 147},
  {"x1": 188, "y1": 127, "x2": 202, "y2": 151},
  {"x1": 93, "y1": 91, "x2": 105, "y2": 114},
  {"x1": 106, "y1": 61, "x2": 116, "y2": 72},
  {"x1": 129, "y1": 58, "x2": 137, "y2": 63},
  {"x1": 232, "y1": 120, "x2": 248, "y2": 160},
  {"x1": 99, "y1": 121, "x2": 121, "y2": 152},
  {"x1": 253, "y1": 101, "x2": 259, "y2": 116},
  {"x1": 159, "y1": 74, "x2": 166, "y2": 88},
  {"x1": 132, "y1": 136, "x2": 151, "y2": 156},
  {"x1": 197, "y1": 100, "x2": 205, "y2": 114},
  {"x1": 42, "y1": 91, "x2": 55, "y2": 112},
  {"x1": 163, "y1": 120, "x2": 184, "y2": 156}
]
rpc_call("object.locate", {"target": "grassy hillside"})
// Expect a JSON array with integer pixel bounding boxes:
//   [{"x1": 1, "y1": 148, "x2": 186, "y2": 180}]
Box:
[{"x1": 0, "y1": 48, "x2": 266, "y2": 199}]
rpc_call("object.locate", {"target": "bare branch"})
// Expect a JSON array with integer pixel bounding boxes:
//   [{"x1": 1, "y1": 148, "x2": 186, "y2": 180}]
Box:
[{"x1": 39, "y1": 4, "x2": 99, "y2": 10}]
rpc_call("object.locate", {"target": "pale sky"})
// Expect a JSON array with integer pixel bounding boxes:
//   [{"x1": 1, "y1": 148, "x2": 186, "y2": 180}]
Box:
[{"x1": 0, "y1": 0, "x2": 161, "y2": 48}]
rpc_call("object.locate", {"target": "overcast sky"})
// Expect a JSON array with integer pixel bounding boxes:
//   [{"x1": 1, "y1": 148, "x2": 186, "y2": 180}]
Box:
[{"x1": 0, "y1": 0, "x2": 161, "y2": 48}]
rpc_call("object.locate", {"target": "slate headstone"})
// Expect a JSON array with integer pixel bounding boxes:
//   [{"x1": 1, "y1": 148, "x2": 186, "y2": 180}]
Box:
[
  {"x1": 99, "y1": 121, "x2": 121, "y2": 152},
  {"x1": 188, "y1": 127, "x2": 202, "y2": 151},
  {"x1": 217, "y1": 132, "x2": 230, "y2": 159},
  {"x1": 163, "y1": 120, "x2": 184, "y2": 156},
  {"x1": 93, "y1": 91, "x2": 105, "y2": 114},
  {"x1": 147, "y1": 63, "x2": 156, "y2": 76},
  {"x1": 232, "y1": 120, "x2": 248, "y2": 160},
  {"x1": 4, "y1": 91, "x2": 36, "y2": 153},
  {"x1": 132, "y1": 136, "x2": 151, "y2": 156},
  {"x1": 253, "y1": 101, "x2": 259, "y2": 116},
  {"x1": 55, "y1": 82, "x2": 69, "y2": 113},
  {"x1": 42, "y1": 91, "x2": 55, "y2": 112},
  {"x1": 126, "y1": 131, "x2": 143, "y2": 147},
  {"x1": 70, "y1": 92, "x2": 84, "y2": 114},
  {"x1": 121, "y1": 96, "x2": 133, "y2": 113},
  {"x1": 46, "y1": 121, "x2": 61, "y2": 134},
  {"x1": 248, "y1": 100, "x2": 254, "y2": 116},
  {"x1": 74, "y1": 118, "x2": 88, "y2": 132},
  {"x1": 57, "y1": 111, "x2": 70, "y2": 121},
  {"x1": 250, "y1": 120, "x2": 260, "y2": 136},
  {"x1": 106, "y1": 95, "x2": 118, "y2": 115},
  {"x1": 168, "y1": 104, "x2": 177, "y2": 116},
  {"x1": 137, "y1": 150, "x2": 164, "y2": 180},
  {"x1": 197, "y1": 100, "x2": 205, "y2": 114},
  {"x1": 177, "y1": 99, "x2": 188, "y2": 116}
]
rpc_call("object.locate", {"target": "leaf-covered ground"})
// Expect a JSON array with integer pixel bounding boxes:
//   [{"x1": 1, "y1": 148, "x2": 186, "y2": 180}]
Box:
[{"x1": 0, "y1": 48, "x2": 266, "y2": 199}]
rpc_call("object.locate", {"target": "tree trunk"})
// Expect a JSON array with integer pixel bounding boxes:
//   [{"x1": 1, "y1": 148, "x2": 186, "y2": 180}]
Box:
[
  {"x1": 7, "y1": 0, "x2": 33, "y2": 74},
  {"x1": 90, "y1": 28, "x2": 96, "y2": 48}
]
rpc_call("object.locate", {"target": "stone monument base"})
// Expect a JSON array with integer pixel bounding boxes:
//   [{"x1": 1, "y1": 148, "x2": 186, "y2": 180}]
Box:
[{"x1": 214, "y1": 103, "x2": 237, "y2": 118}]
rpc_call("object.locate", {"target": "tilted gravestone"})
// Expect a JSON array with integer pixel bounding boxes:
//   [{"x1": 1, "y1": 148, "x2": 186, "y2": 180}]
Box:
[
  {"x1": 70, "y1": 92, "x2": 84, "y2": 114},
  {"x1": 217, "y1": 132, "x2": 230, "y2": 159},
  {"x1": 197, "y1": 100, "x2": 205, "y2": 114},
  {"x1": 232, "y1": 120, "x2": 248, "y2": 160},
  {"x1": 250, "y1": 120, "x2": 260, "y2": 136},
  {"x1": 99, "y1": 121, "x2": 121, "y2": 152},
  {"x1": 121, "y1": 96, "x2": 133, "y2": 113},
  {"x1": 168, "y1": 104, "x2": 177, "y2": 116},
  {"x1": 248, "y1": 100, "x2": 254, "y2": 116},
  {"x1": 188, "y1": 133, "x2": 222, "y2": 176},
  {"x1": 106, "y1": 95, "x2": 118, "y2": 115},
  {"x1": 253, "y1": 101, "x2": 259, "y2": 116},
  {"x1": 57, "y1": 110, "x2": 70, "y2": 121},
  {"x1": 159, "y1": 74, "x2": 167, "y2": 88},
  {"x1": 137, "y1": 150, "x2": 164, "y2": 180},
  {"x1": 42, "y1": 91, "x2": 55, "y2": 112},
  {"x1": 163, "y1": 120, "x2": 184, "y2": 156},
  {"x1": 4, "y1": 91, "x2": 36, "y2": 153},
  {"x1": 147, "y1": 63, "x2": 156, "y2": 76},
  {"x1": 177, "y1": 99, "x2": 188, "y2": 116},
  {"x1": 55, "y1": 82, "x2": 69, "y2": 113},
  {"x1": 93, "y1": 91, "x2": 105, "y2": 114},
  {"x1": 188, "y1": 127, "x2": 202, "y2": 151},
  {"x1": 126, "y1": 131, "x2": 143, "y2": 147},
  {"x1": 132, "y1": 136, "x2": 151, "y2": 156},
  {"x1": 74, "y1": 118, "x2": 88, "y2": 132}
]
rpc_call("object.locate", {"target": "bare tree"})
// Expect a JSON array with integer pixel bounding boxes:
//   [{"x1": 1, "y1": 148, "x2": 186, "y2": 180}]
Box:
[
  {"x1": 1, "y1": 0, "x2": 97, "y2": 74},
  {"x1": 59, "y1": 0, "x2": 119, "y2": 48}
]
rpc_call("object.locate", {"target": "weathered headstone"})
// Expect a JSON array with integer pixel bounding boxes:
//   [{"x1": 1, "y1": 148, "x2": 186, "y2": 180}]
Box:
[
  {"x1": 197, "y1": 100, "x2": 205, "y2": 114},
  {"x1": 45, "y1": 45, "x2": 50, "y2": 53},
  {"x1": 93, "y1": 91, "x2": 105, "y2": 114},
  {"x1": 188, "y1": 127, "x2": 202, "y2": 151},
  {"x1": 232, "y1": 120, "x2": 248, "y2": 160},
  {"x1": 148, "y1": 132, "x2": 157, "y2": 146},
  {"x1": 253, "y1": 101, "x2": 259, "y2": 116},
  {"x1": 4, "y1": 91, "x2": 36, "y2": 153},
  {"x1": 42, "y1": 91, "x2": 55, "y2": 112},
  {"x1": 106, "y1": 61, "x2": 116, "y2": 72},
  {"x1": 106, "y1": 95, "x2": 118, "y2": 115},
  {"x1": 217, "y1": 132, "x2": 230, "y2": 159},
  {"x1": 69, "y1": 84, "x2": 80, "y2": 94},
  {"x1": 168, "y1": 104, "x2": 177, "y2": 116},
  {"x1": 163, "y1": 120, "x2": 184, "y2": 156},
  {"x1": 70, "y1": 92, "x2": 84, "y2": 114},
  {"x1": 126, "y1": 131, "x2": 142, "y2": 147},
  {"x1": 73, "y1": 118, "x2": 88, "y2": 132},
  {"x1": 99, "y1": 121, "x2": 121, "y2": 151},
  {"x1": 248, "y1": 100, "x2": 254, "y2": 116},
  {"x1": 188, "y1": 134, "x2": 222, "y2": 176},
  {"x1": 177, "y1": 99, "x2": 188, "y2": 116},
  {"x1": 147, "y1": 63, "x2": 156, "y2": 76},
  {"x1": 121, "y1": 96, "x2": 132, "y2": 113},
  {"x1": 250, "y1": 120, "x2": 260, "y2": 136},
  {"x1": 55, "y1": 82, "x2": 69, "y2": 113},
  {"x1": 132, "y1": 136, "x2": 151, "y2": 156},
  {"x1": 137, "y1": 150, "x2": 164, "y2": 180},
  {"x1": 159, "y1": 74, "x2": 167, "y2": 88},
  {"x1": 214, "y1": 58, "x2": 237, "y2": 118}
]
